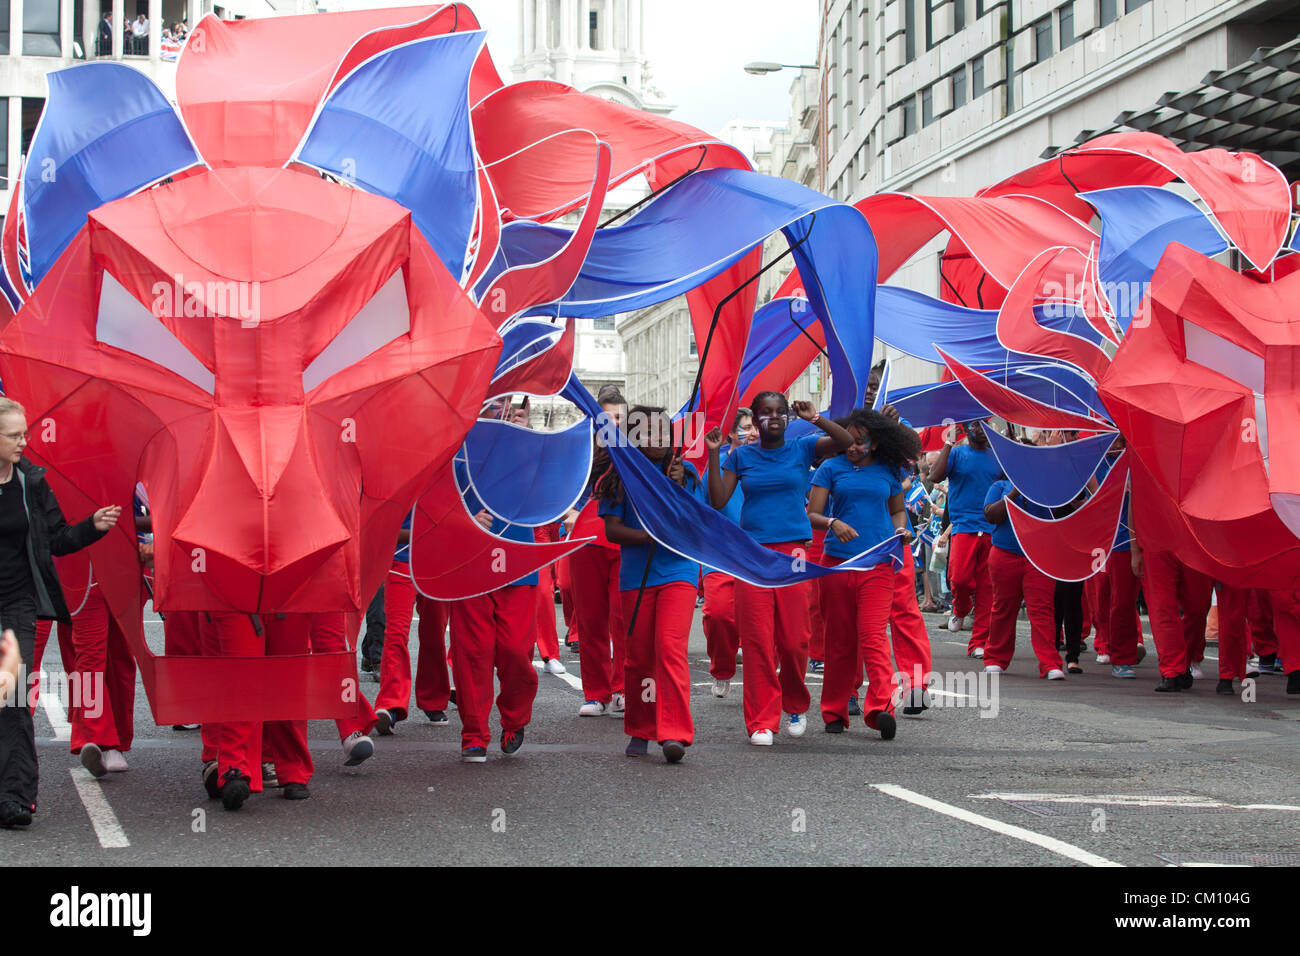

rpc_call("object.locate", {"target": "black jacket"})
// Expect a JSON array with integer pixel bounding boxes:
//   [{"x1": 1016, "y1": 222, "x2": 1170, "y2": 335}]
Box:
[{"x1": 14, "y1": 459, "x2": 107, "y2": 623}]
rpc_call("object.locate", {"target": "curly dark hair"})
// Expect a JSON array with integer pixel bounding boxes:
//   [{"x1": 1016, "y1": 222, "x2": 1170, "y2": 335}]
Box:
[
  {"x1": 847, "y1": 409, "x2": 922, "y2": 478},
  {"x1": 594, "y1": 405, "x2": 682, "y2": 504}
]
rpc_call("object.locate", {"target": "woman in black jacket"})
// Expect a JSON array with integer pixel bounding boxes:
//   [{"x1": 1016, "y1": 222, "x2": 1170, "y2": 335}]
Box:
[{"x1": 0, "y1": 398, "x2": 120, "y2": 828}]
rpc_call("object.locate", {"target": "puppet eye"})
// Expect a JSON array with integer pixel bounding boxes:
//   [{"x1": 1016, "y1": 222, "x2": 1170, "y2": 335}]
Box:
[
  {"x1": 96, "y1": 271, "x2": 215, "y2": 393},
  {"x1": 1182, "y1": 319, "x2": 1267, "y2": 469},
  {"x1": 303, "y1": 270, "x2": 410, "y2": 393}
]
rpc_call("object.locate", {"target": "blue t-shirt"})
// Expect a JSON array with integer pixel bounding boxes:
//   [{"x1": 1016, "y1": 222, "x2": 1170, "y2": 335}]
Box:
[
  {"x1": 599, "y1": 464, "x2": 703, "y2": 591},
  {"x1": 983, "y1": 479, "x2": 1053, "y2": 556},
  {"x1": 394, "y1": 512, "x2": 413, "y2": 563},
  {"x1": 810, "y1": 457, "x2": 902, "y2": 564},
  {"x1": 722, "y1": 434, "x2": 820, "y2": 543},
  {"x1": 946, "y1": 444, "x2": 1001, "y2": 534}
]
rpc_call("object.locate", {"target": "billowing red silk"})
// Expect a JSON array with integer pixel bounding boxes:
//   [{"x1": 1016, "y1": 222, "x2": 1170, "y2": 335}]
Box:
[
  {"x1": 936, "y1": 346, "x2": 1111, "y2": 432},
  {"x1": 997, "y1": 247, "x2": 1112, "y2": 382}
]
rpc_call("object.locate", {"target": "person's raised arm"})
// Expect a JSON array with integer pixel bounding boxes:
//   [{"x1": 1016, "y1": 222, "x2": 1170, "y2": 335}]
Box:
[
  {"x1": 930, "y1": 427, "x2": 959, "y2": 483},
  {"x1": 984, "y1": 486, "x2": 1017, "y2": 526},
  {"x1": 704, "y1": 427, "x2": 738, "y2": 509},
  {"x1": 792, "y1": 401, "x2": 852, "y2": 457}
]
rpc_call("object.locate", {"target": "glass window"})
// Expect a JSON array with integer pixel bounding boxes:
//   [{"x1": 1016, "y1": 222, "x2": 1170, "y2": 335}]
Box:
[
  {"x1": 589, "y1": 9, "x2": 599, "y2": 49},
  {"x1": 0, "y1": 0, "x2": 9, "y2": 54},
  {"x1": 952, "y1": 67, "x2": 966, "y2": 108},
  {"x1": 925, "y1": 0, "x2": 935, "y2": 50},
  {"x1": 592, "y1": 315, "x2": 615, "y2": 331},
  {"x1": 1034, "y1": 17, "x2": 1051, "y2": 62},
  {"x1": 1059, "y1": 4, "x2": 1076, "y2": 48},
  {"x1": 954, "y1": 0, "x2": 965, "y2": 32},
  {"x1": 921, "y1": 86, "x2": 933, "y2": 126},
  {"x1": 905, "y1": 0, "x2": 916, "y2": 62},
  {"x1": 1124, "y1": 0, "x2": 1150, "y2": 11},
  {"x1": 23, "y1": 0, "x2": 61, "y2": 56},
  {"x1": 1100, "y1": 0, "x2": 1118, "y2": 26},
  {"x1": 0, "y1": 99, "x2": 8, "y2": 192},
  {"x1": 972, "y1": 56, "x2": 985, "y2": 96},
  {"x1": 902, "y1": 98, "x2": 916, "y2": 136}
]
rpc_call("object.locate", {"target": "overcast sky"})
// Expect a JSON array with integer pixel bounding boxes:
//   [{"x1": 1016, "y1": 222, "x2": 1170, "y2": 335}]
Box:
[{"x1": 326, "y1": 0, "x2": 820, "y2": 134}]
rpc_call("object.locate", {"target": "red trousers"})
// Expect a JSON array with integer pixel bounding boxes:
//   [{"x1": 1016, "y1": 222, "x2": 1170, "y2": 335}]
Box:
[
  {"x1": 890, "y1": 560, "x2": 933, "y2": 691},
  {"x1": 1248, "y1": 589, "x2": 1276, "y2": 657},
  {"x1": 64, "y1": 588, "x2": 136, "y2": 754},
  {"x1": 948, "y1": 531, "x2": 992, "y2": 652},
  {"x1": 621, "y1": 582, "x2": 695, "y2": 745},
  {"x1": 569, "y1": 544, "x2": 624, "y2": 703},
  {"x1": 1267, "y1": 590, "x2": 1300, "y2": 673},
  {"x1": 163, "y1": 609, "x2": 202, "y2": 655},
  {"x1": 1085, "y1": 569, "x2": 1111, "y2": 656},
  {"x1": 702, "y1": 572, "x2": 740, "y2": 680},
  {"x1": 1215, "y1": 584, "x2": 1249, "y2": 680},
  {"x1": 985, "y1": 546, "x2": 1061, "y2": 675},
  {"x1": 533, "y1": 525, "x2": 561, "y2": 660},
  {"x1": 734, "y1": 542, "x2": 811, "y2": 735},
  {"x1": 808, "y1": 530, "x2": 827, "y2": 660},
  {"x1": 449, "y1": 585, "x2": 539, "y2": 748},
  {"x1": 309, "y1": 611, "x2": 377, "y2": 741},
  {"x1": 556, "y1": 554, "x2": 578, "y2": 637},
  {"x1": 376, "y1": 562, "x2": 452, "y2": 718},
  {"x1": 1142, "y1": 551, "x2": 1213, "y2": 678},
  {"x1": 821, "y1": 562, "x2": 894, "y2": 728},
  {"x1": 1105, "y1": 550, "x2": 1143, "y2": 666},
  {"x1": 199, "y1": 612, "x2": 265, "y2": 791}
]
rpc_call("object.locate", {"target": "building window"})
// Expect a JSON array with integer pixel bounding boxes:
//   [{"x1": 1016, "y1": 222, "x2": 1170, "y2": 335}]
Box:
[
  {"x1": 1099, "y1": 0, "x2": 1118, "y2": 26},
  {"x1": 1034, "y1": 17, "x2": 1051, "y2": 63},
  {"x1": 1124, "y1": 0, "x2": 1150, "y2": 10},
  {"x1": 593, "y1": 315, "x2": 615, "y2": 331},
  {"x1": 954, "y1": 0, "x2": 966, "y2": 31},
  {"x1": 689, "y1": 328, "x2": 697, "y2": 357},
  {"x1": 975, "y1": 0, "x2": 987, "y2": 15},
  {"x1": 972, "y1": 56, "x2": 985, "y2": 97},
  {"x1": 589, "y1": 9, "x2": 600, "y2": 49},
  {"x1": 1058, "y1": 4, "x2": 1076, "y2": 48},
  {"x1": 925, "y1": 0, "x2": 936, "y2": 50},
  {"x1": 904, "y1": 0, "x2": 916, "y2": 62},
  {"x1": 0, "y1": 99, "x2": 8, "y2": 191},
  {"x1": 0, "y1": 0, "x2": 9, "y2": 54},
  {"x1": 921, "y1": 85, "x2": 933, "y2": 126},
  {"x1": 23, "y1": 0, "x2": 61, "y2": 56},
  {"x1": 952, "y1": 67, "x2": 966, "y2": 108},
  {"x1": 902, "y1": 97, "x2": 916, "y2": 136}
]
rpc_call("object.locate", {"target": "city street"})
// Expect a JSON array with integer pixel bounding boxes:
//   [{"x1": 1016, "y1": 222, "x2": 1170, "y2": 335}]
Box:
[{"x1": 8, "y1": 606, "x2": 1300, "y2": 867}]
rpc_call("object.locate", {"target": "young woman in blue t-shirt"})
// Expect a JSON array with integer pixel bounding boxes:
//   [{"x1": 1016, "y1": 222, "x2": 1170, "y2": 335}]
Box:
[
  {"x1": 703, "y1": 391, "x2": 852, "y2": 745},
  {"x1": 807, "y1": 410, "x2": 921, "y2": 740},
  {"x1": 598, "y1": 406, "x2": 702, "y2": 763}
]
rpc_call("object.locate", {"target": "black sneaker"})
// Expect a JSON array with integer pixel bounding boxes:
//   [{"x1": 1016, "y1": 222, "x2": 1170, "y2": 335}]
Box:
[
  {"x1": 423, "y1": 709, "x2": 450, "y2": 725},
  {"x1": 0, "y1": 800, "x2": 32, "y2": 828},
  {"x1": 824, "y1": 719, "x2": 847, "y2": 734},
  {"x1": 1288, "y1": 671, "x2": 1300, "y2": 695},
  {"x1": 1259, "y1": 653, "x2": 1278, "y2": 672},
  {"x1": 847, "y1": 694, "x2": 861, "y2": 716},
  {"x1": 1155, "y1": 676, "x2": 1181, "y2": 693},
  {"x1": 449, "y1": 688, "x2": 457, "y2": 706},
  {"x1": 625, "y1": 737, "x2": 648, "y2": 756},
  {"x1": 1216, "y1": 678, "x2": 1235, "y2": 695},
  {"x1": 501, "y1": 728, "x2": 525, "y2": 755},
  {"x1": 219, "y1": 769, "x2": 252, "y2": 811},
  {"x1": 360, "y1": 658, "x2": 377, "y2": 674},
  {"x1": 1175, "y1": 670, "x2": 1194, "y2": 690},
  {"x1": 202, "y1": 760, "x2": 220, "y2": 799},
  {"x1": 461, "y1": 746, "x2": 487, "y2": 763},
  {"x1": 281, "y1": 782, "x2": 310, "y2": 801},
  {"x1": 876, "y1": 713, "x2": 897, "y2": 741},
  {"x1": 662, "y1": 740, "x2": 686, "y2": 763}
]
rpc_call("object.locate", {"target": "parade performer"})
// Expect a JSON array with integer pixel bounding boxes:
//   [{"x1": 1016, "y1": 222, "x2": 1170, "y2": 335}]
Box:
[{"x1": 701, "y1": 407, "x2": 752, "y2": 699}]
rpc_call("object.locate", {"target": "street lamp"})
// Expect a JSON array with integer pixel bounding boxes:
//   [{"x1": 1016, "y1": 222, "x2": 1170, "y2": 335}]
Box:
[{"x1": 744, "y1": 61, "x2": 819, "y2": 75}]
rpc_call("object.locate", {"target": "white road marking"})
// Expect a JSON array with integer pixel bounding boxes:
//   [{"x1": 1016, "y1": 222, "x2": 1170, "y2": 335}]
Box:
[
  {"x1": 532, "y1": 660, "x2": 585, "y2": 692},
  {"x1": 39, "y1": 682, "x2": 71, "y2": 742},
  {"x1": 69, "y1": 768, "x2": 130, "y2": 849},
  {"x1": 970, "y1": 791, "x2": 1300, "y2": 812},
  {"x1": 871, "y1": 783, "x2": 1122, "y2": 867}
]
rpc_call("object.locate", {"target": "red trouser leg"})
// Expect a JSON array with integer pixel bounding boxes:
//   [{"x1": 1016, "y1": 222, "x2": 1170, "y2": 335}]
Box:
[
  {"x1": 569, "y1": 544, "x2": 624, "y2": 703},
  {"x1": 621, "y1": 582, "x2": 695, "y2": 745},
  {"x1": 890, "y1": 561, "x2": 932, "y2": 691},
  {"x1": 308, "y1": 612, "x2": 377, "y2": 740},
  {"x1": 1268, "y1": 590, "x2": 1300, "y2": 673},
  {"x1": 1215, "y1": 584, "x2": 1249, "y2": 681},
  {"x1": 199, "y1": 612, "x2": 263, "y2": 790},
  {"x1": 68, "y1": 589, "x2": 136, "y2": 753},
  {"x1": 984, "y1": 547, "x2": 1023, "y2": 670},
  {"x1": 1247, "y1": 589, "x2": 1276, "y2": 657},
  {"x1": 734, "y1": 542, "x2": 811, "y2": 735},
  {"x1": 261, "y1": 615, "x2": 314, "y2": 786},
  {"x1": 808, "y1": 579, "x2": 826, "y2": 661},
  {"x1": 375, "y1": 562, "x2": 417, "y2": 719},
  {"x1": 1086, "y1": 569, "x2": 1111, "y2": 657},
  {"x1": 533, "y1": 525, "x2": 561, "y2": 661},
  {"x1": 1106, "y1": 551, "x2": 1140, "y2": 666},
  {"x1": 556, "y1": 555, "x2": 577, "y2": 632},
  {"x1": 702, "y1": 572, "x2": 739, "y2": 681},
  {"x1": 949, "y1": 532, "x2": 993, "y2": 652},
  {"x1": 821, "y1": 564, "x2": 893, "y2": 727},
  {"x1": 1143, "y1": 551, "x2": 1190, "y2": 678},
  {"x1": 450, "y1": 587, "x2": 539, "y2": 748},
  {"x1": 413, "y1": 596, "x2": 452, "y2": 711},
  {"x1": 1179, "y1": 566, "x2": 1214, "y2": 666},
  {"x1": 164, "y1": 610, "x2": 202, "y2": 655},
  {"x1": 492, "y1": 586, "x2": 539, "y2": 735},
  {"x1": 1022, "y1": 561, "x2": 1062, "y2": 676}
]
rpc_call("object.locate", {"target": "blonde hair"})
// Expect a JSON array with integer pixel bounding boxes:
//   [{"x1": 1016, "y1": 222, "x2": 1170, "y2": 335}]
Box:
[{"x1": 0, "y1": 398, "x2": 25, "y2": 421}]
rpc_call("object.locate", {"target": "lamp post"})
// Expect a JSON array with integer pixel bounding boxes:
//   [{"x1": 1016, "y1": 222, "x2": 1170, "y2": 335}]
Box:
[{"x1": 743, "y1": 61, "x2": 818, "y2": 75}]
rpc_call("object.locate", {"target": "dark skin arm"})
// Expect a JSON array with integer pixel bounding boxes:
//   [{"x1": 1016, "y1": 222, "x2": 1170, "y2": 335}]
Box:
[
  {"x1": 930, "y1": 433, "x2": 957, "y2": 483},
  {"x1": 984, "y1": 487, "x2": 1018, "y2": 526},
  {"x1": 603, "y1": 513, "x2": 652, "y2": 547},
  {"x1": 703, "y1": 428, "x2": 739, "y2": 509},
  {"x1": 790, "y1": 401, "x2": 853, "y2": 457}
]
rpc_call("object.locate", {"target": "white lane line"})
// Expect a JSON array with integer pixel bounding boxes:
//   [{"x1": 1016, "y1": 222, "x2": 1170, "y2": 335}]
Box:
[
  {"x1": 69, "y1": 768, "x2": 130, "y2": 849},
  {"x1": 871, "y1": 783, "x2": 1122, "y2": 867},
  {"x1": 532, "y1": 661, "x2": 585, "y2": 692},
  {"x1": 971, "y1": 791, "x2": 1300, "y2": 812},
  {"x1": 38, "y1": 679, "x2": 71, "y2": 742}
]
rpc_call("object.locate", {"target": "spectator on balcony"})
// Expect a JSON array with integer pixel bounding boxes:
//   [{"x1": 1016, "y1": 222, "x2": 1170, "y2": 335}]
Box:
[
  {"x1": 131, "y1": 14, "x2": 149, "y2": 55},
  {"x1": 97, "y1": 13, "x2": 112, "y2": 56}
]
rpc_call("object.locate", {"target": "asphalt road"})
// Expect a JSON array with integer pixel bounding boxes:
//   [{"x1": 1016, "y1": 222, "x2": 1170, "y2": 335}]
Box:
[{"x1": 6, "y1": 604, "x2": 1300, "y2": 867}]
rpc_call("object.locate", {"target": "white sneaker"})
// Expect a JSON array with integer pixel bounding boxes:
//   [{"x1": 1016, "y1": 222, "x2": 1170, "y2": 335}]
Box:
[
  {"x1": 80, "y1": 743, "x2": 106, "y2": 778},
  {"x1": 610, "y1": 692, "x2": 626, "y2": 716},
  {"x1": 1246, "y1": 657, "x2": 1261, "y2": 677},
  {"x1": 712, "y1": 679, "x2": 730, "y2": 698},
  {"x1": 1190, "y1": 663, "x2": 1204, "y2": 680},
  {"x1": 1046, "y1": 668, "x2": 1065, "y2": 680},
  {"x1": 543, "y1": 658, "x2": 567, "y2": 676},
  {"x1": 1096, "y1": 654, "x2": 1111, "y2": 664},
  {"x1": 342, "y1": 730, "x2": 374, "y2": 766},
  {"x1": 984, "y1": 664, "x2": 1003, "y2": 674},
  {"x1": 947, "y1": 614, "x2": 963, "y2": 632},
  {"x1": 102, "y1": 749, "x2": 128, "y2": 773},
  {"x1": 578, "y1": 700, "x2": 608, "y2": 717},
  {"x1": 787, "y1": 713, "x2": 806, "y2": 737},
  {"x1": 972, "y1": 647, "x2": 985, "y2": 659},
  {"x1": 1135, "y1": 643, "x2": 1147, "y2": 664},
  {"x1": 749, "y1": 729, "x2": 774, "y2": 746}
]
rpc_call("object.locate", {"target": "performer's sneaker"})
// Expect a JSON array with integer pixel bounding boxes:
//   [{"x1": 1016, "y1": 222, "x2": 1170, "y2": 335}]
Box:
[
  {"x1": 423, "y1": 710, "x2": 450, "y2": 725},
  {"x1": 1067, "y1": 662, "x2": 1084, "y2": 674},
  {"x1": 711, "y1": 679, "x2": 730, "y2": 698},
  {"x1": 1046, "y1": 669, "x2": 1066, "y2": 681},
  {"x1": 749, "y1": 729, "x2": 774, "y2": 746},
  {"x1": 847, "y1": 694, "x2": 862, "y2": 716},
  {"x1": 824, "y1": 719, "x2": 847, "y2": 734},
  {"x1": 262, "y1": 762, "x2": 280, "y2": 788},
  {"x1": 1189, "y1": 663, "x2": 1204, "y2": 680},
  {"x1": 971, "y1": 647, "x2": 985, "y2": 659},
  {"x1": 461, "y1": 746, "x2": 488, "y2": 763},
  {"x1": 219, "y1": 770, "x2": 251, "y2": 811},
  {"x1": 202, "y1": 760, "x2": 221, "y2": 799},
  {"x1": 79, "y1": 743, "x2": 107, "y2": 779},
  {"x1": 1175, "y1": 670, "x2": 1194, "y2": 690},
  {"x1": 102, "y1": 750, "x2": 128, "y2": 773},
  {"x1": 625, "y1": 737, "x2": 649, "y2": 756},
  {"x1": 876, "y1": 713, "x2": 897, "y2": 741},
  {"x1": 1096, "y1": 654, "x2": 1112, "y2": 664},
  {"x1": 1216, "y1": 678, "x2": 1236, "y2": 695},
  {"x1": 808, "y1": 659, "x2": 824, "y2": 674},
  {"x1": 1111, "y1": 665, "x2": 1137, "y2": 679},
  {"x1": 0, "y1": 800, "x2": 32, "y2": 828},
  {"x1": 342, "y1": 731, "x2": 374, "y2": 767},
  {"x1": 1246, "y1": 657, "x2": 1261, "y2": 677},
  {"x1": 1288, "y1": 672, "x2": 1300, "y2": 695},
  {"x1": 579, "y1": 700, "x2": 608, "y2": 717},
  {"x1": 281, "y1": 782, "x2": 310, "y2": 801},
  {"x1": 609, "y1": 693, "x2": 626, "y2": 716},
  {"x1": 500, "y1": 728, "x2": 525, "y2": 755},
  {"x1": 984, "y1": 664, "x2": 1003, "y2": 674},
  {"x1": 1135, "y1": 643, "x2": 1148, "y2": 664},
  {"x1": 543, "y1": 658, "x2": 567, "y2": 675},
  {"x1": 172, "y1": 723, "x2": 199, "y2": 731},
  {"x1": 375, "y1": 709, "x2": 398, "y2": 735},
  {"x1": 901, "y1": 687, "x2": 931, "y2": 715},
  {"x1": 662, "y1": 740, "x2": 686, "y2": 764},
  {"x1": 947, "y1": 615, "x2": 964, "y2": 632},
  {"x1": 787, "y1": 713, "x2": 807, "y2": 737},
  {"x1": 1155, "y1": 676, "x2": 1182, "y2": 693}
]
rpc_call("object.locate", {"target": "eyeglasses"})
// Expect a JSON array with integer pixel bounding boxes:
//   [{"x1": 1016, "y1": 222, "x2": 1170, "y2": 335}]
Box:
[{"x1": 0, "y1": 432, "x2": 27, "y2": 443}]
